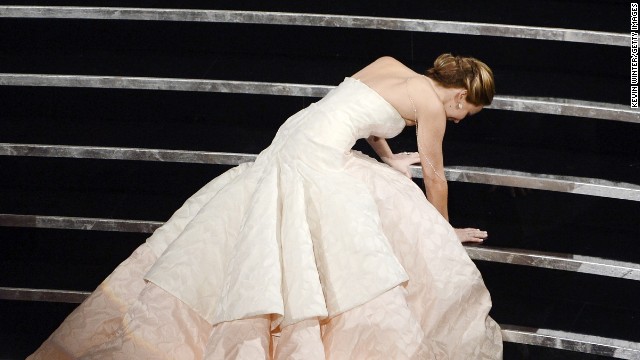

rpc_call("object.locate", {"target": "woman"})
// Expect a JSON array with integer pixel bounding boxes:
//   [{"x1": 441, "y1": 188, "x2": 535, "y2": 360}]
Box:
[
  {"x1": 29, "y1": 54, "x2": 502, "y2": 359},
  {"x1": 357, "y1": 55, "x2": 491, "y2": 243}
]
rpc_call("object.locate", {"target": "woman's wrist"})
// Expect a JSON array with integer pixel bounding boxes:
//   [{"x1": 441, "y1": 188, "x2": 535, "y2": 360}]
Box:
[{"x1": 380, "y1": 154, "x2": 395, "y2": 165}]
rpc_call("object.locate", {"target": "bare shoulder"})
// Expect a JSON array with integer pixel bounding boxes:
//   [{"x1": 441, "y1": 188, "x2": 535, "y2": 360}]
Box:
[
  {"x1": 352, "y1": 56, "x2": 410, "y2": 79},
  {"x1": 372, "y1": 56, "x2": 403, "y2": 66},
  {"x1": 411, "y1": 77, "x2": 442, "y2": 112},
  {"x1": 422, "y1": 100, "x2": 447, "y2": 132},
  {"x1": 421, "y1": 84, "x2": 445, "y2": 116},
  {"x1": 369, "y1": 56, "x2": 410, "y2": 73},
  {"x1": 413, "y1": 77, "x2": 446, "y2": 130}
]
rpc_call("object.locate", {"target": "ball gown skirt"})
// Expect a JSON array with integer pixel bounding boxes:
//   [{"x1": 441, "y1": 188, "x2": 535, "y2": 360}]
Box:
[{"x1": 28, "y1": 78, "x2": 503, "y2": 359}]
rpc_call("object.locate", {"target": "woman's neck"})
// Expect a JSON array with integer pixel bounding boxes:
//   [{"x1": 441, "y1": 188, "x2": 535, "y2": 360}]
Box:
[{"x1": 425, "y1": 77, "x2": 459, "y2": 105}]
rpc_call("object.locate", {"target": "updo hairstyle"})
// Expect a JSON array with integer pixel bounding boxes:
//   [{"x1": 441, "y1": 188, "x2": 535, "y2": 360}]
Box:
[{"x1": 425, "y1": 53, "x2": 495, "y2": 106}]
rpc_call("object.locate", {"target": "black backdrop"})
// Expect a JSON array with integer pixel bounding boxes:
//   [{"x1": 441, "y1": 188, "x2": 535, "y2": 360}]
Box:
[{"x1": 1, "y1": 1, "x2": 638, "y2": 359}]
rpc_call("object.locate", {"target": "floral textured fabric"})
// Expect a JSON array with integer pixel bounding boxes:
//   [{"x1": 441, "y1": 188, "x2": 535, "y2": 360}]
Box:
[{"x1": 29, "y1": 77, "x2": 502, "y2": 359}]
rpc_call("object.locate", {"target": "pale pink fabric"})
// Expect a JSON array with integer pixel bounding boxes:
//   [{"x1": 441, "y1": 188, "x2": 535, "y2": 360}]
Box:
[
  {"x1": 29, "y1": 243, "x2": 500, "y2": 359},
  {"x1": 29, "y1": 78, "x2": 502, "y2": 359}
]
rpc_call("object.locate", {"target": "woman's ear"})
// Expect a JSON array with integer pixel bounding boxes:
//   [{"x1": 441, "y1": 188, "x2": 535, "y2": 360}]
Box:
[{"x1": 456, "y1": 90, "x2": 468, "y2": 102}]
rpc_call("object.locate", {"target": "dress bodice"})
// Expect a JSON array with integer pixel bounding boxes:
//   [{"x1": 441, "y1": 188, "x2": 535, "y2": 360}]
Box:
[{"x1": 273, "y1": 77, "x2": 406, "y2": 153}]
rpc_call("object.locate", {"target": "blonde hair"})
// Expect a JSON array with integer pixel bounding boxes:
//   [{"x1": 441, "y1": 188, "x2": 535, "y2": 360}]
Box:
[{"x1": 425, "y1": 53, "x2": 495, "y2": 106}]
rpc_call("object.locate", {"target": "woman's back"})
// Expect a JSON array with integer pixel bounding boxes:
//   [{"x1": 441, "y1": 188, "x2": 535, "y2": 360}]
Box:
[
  {"x1": 270, "y1": 76, "x2": 407, "y2": 156},
  {"x1": 352, "y1": 56, "x2": 437, "y2": 123}
]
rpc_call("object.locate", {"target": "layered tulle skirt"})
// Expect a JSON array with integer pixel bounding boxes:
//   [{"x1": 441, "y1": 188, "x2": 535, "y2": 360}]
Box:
[{"x1": 29, "y1": 149, "x2": 502, "y2": 359}]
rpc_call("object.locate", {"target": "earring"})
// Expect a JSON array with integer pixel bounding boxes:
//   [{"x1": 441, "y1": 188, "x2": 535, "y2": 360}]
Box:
[{"x1": 457, "y1": 103, "x2": 463, "y2": 110}]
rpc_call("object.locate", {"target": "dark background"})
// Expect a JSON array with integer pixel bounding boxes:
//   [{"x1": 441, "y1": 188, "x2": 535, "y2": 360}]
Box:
[{"x1": 1, "y1": 1, "x2": 638, "y2": 358}]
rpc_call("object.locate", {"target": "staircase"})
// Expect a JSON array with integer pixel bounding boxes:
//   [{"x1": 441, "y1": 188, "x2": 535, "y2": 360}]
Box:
[{"x1": 1, "y1": 2, "x2": 638, "y2": 358}]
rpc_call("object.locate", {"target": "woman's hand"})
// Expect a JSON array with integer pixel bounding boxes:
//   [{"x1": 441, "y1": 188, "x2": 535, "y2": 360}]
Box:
[
  {"x1": 381, "y1": 152, "x2": 421, "y2": 178},
  {"x1": 455, "y1": 228, "x2": 488, "y2": 243}
]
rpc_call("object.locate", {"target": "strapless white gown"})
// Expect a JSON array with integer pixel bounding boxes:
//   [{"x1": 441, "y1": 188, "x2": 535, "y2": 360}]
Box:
[{"x1": 29, "y1": 77, "x2": 503, "y2": 359}]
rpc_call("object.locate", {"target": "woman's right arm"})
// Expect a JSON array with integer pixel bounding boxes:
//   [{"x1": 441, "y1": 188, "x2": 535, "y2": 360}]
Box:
[
  {"x1": 366, "y1": 135, "x2": 394, "y2": 159},
  {"x1": 367, "y1": 136, "x2": 421, "y2": 178}
]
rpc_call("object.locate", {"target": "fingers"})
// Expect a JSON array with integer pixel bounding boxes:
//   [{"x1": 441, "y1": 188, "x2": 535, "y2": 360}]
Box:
[
  {"x1": 386, "y1": 153, "x2": 420, "y2": 177},
  {"x1": 455, "y1": 228, "x2": 488, "y2": 243},
  {"x1": 473, "y1": 228, "x2": 488, "y2": 239},
  {"x1": 461, "y1": 228, "x2": 487, "y2": 236},
  {"x1": 398, "y1": 152, "x2": 420, "y2": 163}
]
